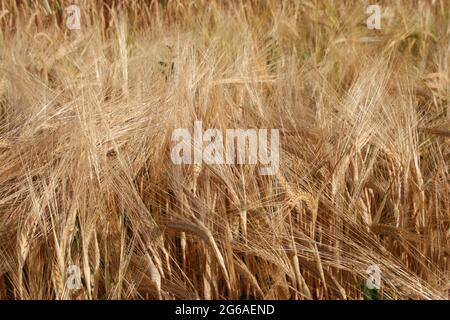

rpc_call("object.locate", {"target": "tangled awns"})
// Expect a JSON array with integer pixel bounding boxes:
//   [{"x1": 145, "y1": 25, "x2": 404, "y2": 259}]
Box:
[{"x1": 0, "y1": 0, "x2": 449, "y2": 300}]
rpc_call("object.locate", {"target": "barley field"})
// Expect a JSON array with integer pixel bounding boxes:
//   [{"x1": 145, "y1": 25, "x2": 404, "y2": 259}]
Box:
[{"x1": 0, "y1": 0, "x2": 449, "y2": 300}]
